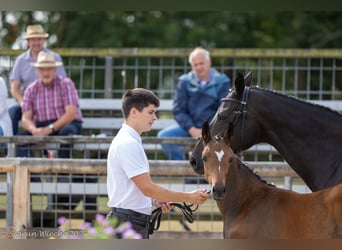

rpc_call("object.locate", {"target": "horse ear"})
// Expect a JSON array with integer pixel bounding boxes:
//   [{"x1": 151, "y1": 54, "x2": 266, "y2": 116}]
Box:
[
  {"x1": 244, "y1": 71, "x2": 253, "y2": 87},
  {"x1": 224, "y1": 122, "x2": 233, "y2": 144},
  {"x1": 234, "y1": 72, "x2": 245, "y2": 96},
  {"x1": 202, "y1": 121, "x2": 211, "y2": 144}
]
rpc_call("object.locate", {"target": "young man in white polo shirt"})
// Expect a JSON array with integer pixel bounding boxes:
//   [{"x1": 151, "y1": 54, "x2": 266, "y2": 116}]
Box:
[{"x1": 106, "y1": 88, "x2": 209, "y2": 239}]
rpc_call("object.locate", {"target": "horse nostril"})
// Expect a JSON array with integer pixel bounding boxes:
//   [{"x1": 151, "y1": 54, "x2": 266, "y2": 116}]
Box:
[
  {"x1": 190, "y1": 158, "x2": 197, "y2": 169},
  {"x1": 213, "y1": 185, "x2": 226, "y2": 199}
]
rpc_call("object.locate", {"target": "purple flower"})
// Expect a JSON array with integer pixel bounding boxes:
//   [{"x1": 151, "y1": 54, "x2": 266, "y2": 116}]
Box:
[
  {"x1": 88, "y1": 227, "x2": 97, "y2": 236},
  {"x1": 96, "y1": 213, "x2": 109, "y2": 226},
  {"x1": 103, "y1": 226, "x2": 115, "y2": 236},
  {"x1": 80, "y1": 221, "x2": 92, "y2": 230},
  {"x1": 56, "y1": 214, "x2": 140, "y2": 239},
  {"x1": 57, "y1": 216, "x2": 68, "y2": 225},
  {"x1": 122, "y1": 229, "x2": 143, "y2": 239}
]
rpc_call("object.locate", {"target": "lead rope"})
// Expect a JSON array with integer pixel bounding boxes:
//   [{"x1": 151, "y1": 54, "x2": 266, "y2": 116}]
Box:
[{"x1": 149, "y1": 202, "x2": 199, "y2": 235}]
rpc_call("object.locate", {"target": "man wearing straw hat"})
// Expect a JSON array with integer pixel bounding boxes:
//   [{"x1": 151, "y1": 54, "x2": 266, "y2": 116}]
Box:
[
  {"x1": 16, "y1": 51, "x2": 87, "y2": 214},
  {"x1": 9, "y1": 24, "x2": 66, "y2": 135},
  {"x1": 18, "y1": 51, "x2": 82, "y2": 142}
]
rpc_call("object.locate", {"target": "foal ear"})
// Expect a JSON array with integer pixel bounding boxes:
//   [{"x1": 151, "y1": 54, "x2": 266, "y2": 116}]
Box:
[
  {"x1": 244, "y1": 71, "x2": 253, "y2": 87},
  {"x1": 202, "y1": 121, "x2": 211, "y2": 144},
  {"x1": 224, "y1": 123, "x2": 233, "y2": 144},
  {"x1": 234, "y1": 72, "x2": 245, "y2": 96}
]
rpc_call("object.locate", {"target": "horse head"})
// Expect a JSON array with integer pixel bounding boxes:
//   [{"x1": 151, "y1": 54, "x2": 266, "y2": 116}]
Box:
[
  {"x1": 190, "y1": 71, "x2": 257, "y2": 175},
  {"x1": 201, "y1": 121, "x2": 234, "y2": 200}
]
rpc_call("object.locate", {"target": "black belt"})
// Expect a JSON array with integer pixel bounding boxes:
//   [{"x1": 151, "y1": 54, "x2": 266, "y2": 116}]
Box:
[{"x1": 111, "y1": 207, "x2": 150, "y2": 221}]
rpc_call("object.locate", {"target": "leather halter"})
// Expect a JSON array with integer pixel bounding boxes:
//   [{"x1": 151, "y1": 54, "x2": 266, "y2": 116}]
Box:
[{"x1": 221, "y1": 86, "x2": 250, "y2": 152}]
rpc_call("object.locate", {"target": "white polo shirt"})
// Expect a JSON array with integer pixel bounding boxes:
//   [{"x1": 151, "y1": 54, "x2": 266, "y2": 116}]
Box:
[{"x1": 107, "y1": 123, "x2": 152, "y2": 215}]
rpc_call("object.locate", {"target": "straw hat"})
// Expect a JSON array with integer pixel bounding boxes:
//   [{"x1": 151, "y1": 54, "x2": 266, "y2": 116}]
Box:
[
  {"x1": 24, "y1": 24, "x2": 49, "y2": 39},
  {"x1": 31, "y1": 51, "x2": 63, "y2": 68}
]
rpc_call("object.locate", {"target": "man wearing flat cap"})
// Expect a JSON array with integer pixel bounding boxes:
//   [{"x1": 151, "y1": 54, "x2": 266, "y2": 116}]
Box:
[{"x1": 9, "y1": 24, "x2": 66, "y2": 135}]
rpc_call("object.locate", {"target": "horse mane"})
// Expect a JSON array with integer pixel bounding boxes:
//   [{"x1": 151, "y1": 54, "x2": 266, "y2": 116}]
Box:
[
  {"x1": 252, "y1": 86, "x2": 342, "y2": 116},
  {"x1": 238, "y1": 158, "x2": 276, "y2": 187}
]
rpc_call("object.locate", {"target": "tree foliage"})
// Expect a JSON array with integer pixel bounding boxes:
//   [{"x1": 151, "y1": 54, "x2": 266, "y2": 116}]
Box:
[{"x1": 1, "y1": 11, "x2": 342, "y2": 49}]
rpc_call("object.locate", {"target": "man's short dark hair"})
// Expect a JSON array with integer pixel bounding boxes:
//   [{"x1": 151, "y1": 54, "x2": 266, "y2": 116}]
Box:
[{"x1": 121, "y1": 88, "x2": 160, "y2": 118}]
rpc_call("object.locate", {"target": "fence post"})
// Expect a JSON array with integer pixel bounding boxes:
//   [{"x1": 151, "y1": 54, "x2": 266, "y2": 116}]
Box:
[
  {"x1": 13, "y1": 160, "x2": 30, "y2": 237},
  {"x1": 103, "y1": 56, "x2": 114, "y2": 135},
  {"x1": 6, "y1": 143, "x2": 15, "y2": 226},
  {"x1": 104, "y1": 56, "x2": 113, "y2": 98}
]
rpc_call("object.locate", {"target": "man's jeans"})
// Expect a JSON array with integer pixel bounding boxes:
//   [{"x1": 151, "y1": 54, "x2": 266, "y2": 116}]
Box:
[
  {"x1": 0, "y1": 127, "x2": 6, "y2": 154},
  {"x1": 157, "y1": 124, "x2": 190, "y2": 160},
  {"x1": 8, "y1": 104, "x2": 21, "y2": 135}
]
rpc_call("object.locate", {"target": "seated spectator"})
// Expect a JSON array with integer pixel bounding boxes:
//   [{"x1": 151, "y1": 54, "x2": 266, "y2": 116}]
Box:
[
  {"x1": 16, "y1": 51, "x2": 82, "y2": 158},
  {"x1": 15, "y1": 51, "x2": 89, "y2": 211},
  {"x1": 8, "y1": 24, "x2": 66, "y2": 135},
  {"x1": 157, "y1": 47, "x2": 231, "y2": 160}
]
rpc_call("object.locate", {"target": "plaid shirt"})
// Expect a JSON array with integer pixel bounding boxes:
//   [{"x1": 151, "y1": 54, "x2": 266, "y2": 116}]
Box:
[{"x1": 22, "y1": 75, "x2": 83, "y2": 123}]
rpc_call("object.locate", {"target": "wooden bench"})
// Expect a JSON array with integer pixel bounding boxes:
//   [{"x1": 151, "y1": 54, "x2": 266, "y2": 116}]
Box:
[
  {"x1": 6, "y1": 98, "x2": 179, "y2": 157},
  {"x1": 7, "y1": 98, "x2": 176, "y2": 135},
  {"x1": 79, "y1": 98, "x2": 178, "y2": 135}
]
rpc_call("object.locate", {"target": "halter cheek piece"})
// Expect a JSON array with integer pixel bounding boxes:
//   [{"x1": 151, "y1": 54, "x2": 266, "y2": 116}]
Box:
[{"x1": 221, "y1": 87, "x2": 250, "y2": 152}]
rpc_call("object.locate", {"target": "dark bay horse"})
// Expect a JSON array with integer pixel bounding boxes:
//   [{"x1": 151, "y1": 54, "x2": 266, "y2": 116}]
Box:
[
  {"x1": 201, "y1": 121, "x2": 342, "y2": 239},
  {"x1": 191, "y1": 72, "x2": 342, "y2": 192}
]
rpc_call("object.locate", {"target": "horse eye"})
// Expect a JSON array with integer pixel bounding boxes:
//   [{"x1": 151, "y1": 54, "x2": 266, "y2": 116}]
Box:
[
  {"x1": 228, "y1": 157, "x2": 233, "y2": 163},
  {"x1": 202, "y1": 156, "x2": 207, "y2": 163}
]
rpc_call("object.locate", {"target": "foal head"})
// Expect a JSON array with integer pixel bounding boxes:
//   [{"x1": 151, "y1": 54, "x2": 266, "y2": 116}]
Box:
[{"x1": 201, "y1": 121, "x2": 234, "y2": 200}]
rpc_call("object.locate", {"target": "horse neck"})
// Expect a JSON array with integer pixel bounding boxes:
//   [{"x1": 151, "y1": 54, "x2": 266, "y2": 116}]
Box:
[
  {"x1": 251, "y1": 89, "x2": 342, "y2": 145},
  {"x1": 248, "y1": 88, "x2": 342, "y2": 191},
  {"x1": 219, "y1": 157, "x2": 267, "y2": 213}
]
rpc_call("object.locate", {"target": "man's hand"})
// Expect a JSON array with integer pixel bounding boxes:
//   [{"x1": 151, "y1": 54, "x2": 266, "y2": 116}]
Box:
[
  {"x1": 31, "y1": 126, "x2": 52, "y2": 136},
  {"x1": 188, "y1": 127, "x2": 201, "y2": 139},
  {"x1": 153, "y1": 200, "x2": 174, "y2": 213}
]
